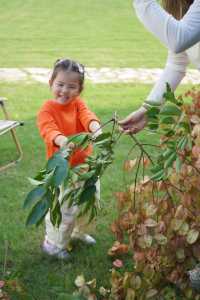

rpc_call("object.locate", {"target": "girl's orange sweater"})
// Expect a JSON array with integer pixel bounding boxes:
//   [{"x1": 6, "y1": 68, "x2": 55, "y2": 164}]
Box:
[{"x1": 37, "y1": 97, "x2": 99, "y2": 166}]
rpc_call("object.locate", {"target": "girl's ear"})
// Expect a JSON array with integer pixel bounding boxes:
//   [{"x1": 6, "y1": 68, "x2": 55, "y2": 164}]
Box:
[{"x1": 49, "y1": 79, "x2": 52, "y2": 87}]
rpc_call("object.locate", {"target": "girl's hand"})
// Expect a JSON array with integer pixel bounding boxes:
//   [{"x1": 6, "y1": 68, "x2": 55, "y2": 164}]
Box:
[
  {"x1": 118, "y1": 106, "x2": 147, "y2": 134},
  {"x1": 89, "y1": 120, "x2": 102, "y2": 139},
  {"x1": 67, "y1": 142, "x2": 75, "y2": 149},
  {"x1": 54, "y1": 135, "x2": 75, "y2": 149}
]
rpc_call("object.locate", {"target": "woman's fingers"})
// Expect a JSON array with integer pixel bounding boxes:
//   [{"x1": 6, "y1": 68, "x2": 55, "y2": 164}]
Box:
[
  {"x1": 118, "y1": 112, "x2": 135, "y2": 125},
  {"x1": 119, "y1": 115, "x2": 147, "y2": 134},
  {"x1": 118, "y1": 106, "x2": 147, "y2": 134},
  {"x1": 119, "y1": 106, "x2": 147, "y2": 126}
]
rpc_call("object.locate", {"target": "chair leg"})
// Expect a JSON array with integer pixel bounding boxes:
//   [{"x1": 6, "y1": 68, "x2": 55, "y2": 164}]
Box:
[
  {"x1": 0, "y1": 99, "x2": 23, "y2": 172},
  {"x1": 0, "y1": 128, "x2": 23, "y2": 172},
  {"x1": 10, "y1": 127, "x2": 23, "y2": 161}
]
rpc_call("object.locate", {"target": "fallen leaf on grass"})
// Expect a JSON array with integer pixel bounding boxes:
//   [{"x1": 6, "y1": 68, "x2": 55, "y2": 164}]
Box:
[{"x1": 108, "y1": 241, "x2": 129, "y2": 256}]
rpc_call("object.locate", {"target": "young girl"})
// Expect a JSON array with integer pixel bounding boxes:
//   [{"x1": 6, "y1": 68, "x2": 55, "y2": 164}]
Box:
[{"x1": 37, "y1": 58, "x2": 101, "y2": 260}]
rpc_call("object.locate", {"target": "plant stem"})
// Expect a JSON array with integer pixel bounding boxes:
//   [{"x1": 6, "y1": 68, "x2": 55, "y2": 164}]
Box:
[
  {"x1": 133, "y1": 151, "x2": 143, "y2": 210},
  {"x1": 129, "y1": 134, "x2": 154, "y2": 165}
]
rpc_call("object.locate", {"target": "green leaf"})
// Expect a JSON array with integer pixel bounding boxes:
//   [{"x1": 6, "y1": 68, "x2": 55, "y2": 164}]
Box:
[
  {"x1": 66, "y1": 188, "x2": 82, "y2": 208},
  {"x1": 46, "y1": 152, "x2": 66, "y2": 172},
  {"x1": 164, "y1": 129, "x2": 175, "y2": 137},
  {"x1": 94, "y1": 132, "x2": 111, "y2": 143},
  {"x1": 151, "y1": 164, "x2": 163, "y2": 173},
  {"x1": 87, "y1": 205, "x2": 97, "y2": 223},
  {"x1": 148, "y1": 123, "x2": 159, "y2": 131},
  {"x1": 34, "y1": 169, "x2": 46, "y2": 181},
  {"x1": 177, "y1": 136, "x2": 188, "y2": 150},
  {"x1": 145, "y1": 100, "x2": 161, "y2": 106},
  {"x1": 163, "y1": 148, "x2": 175, "y2": 159},
  {"x1": 84, "y1": 175, "x2": 98, "y2": 188},
  {"x1": 151, "y1": 170, "x2": 165, "y2": 181},
  {"x1": 146, "y1": 106, "x2": 160, "y2": 118},
  {"x1": 163, "y1": 83, "x2": 177, "y2": 103},
  {"x1": 23, "y1": 186, "x2": 46, "y2": 209},
  {"x1": 179, "y1": 121, "x2": 190, "y2": 132},
  {"x1": 160, "y1": 103, "x2": 181, "y2": 116},
  {"x1": 52, "y1": 162, "x2": 68, "y2": 187},
  {"x1": 175, "y1": 156, "x2": 182, "y2": 173},
  {"x1": 78, "y1": 170, "x2": 96, "y2": 180},
  {"x1": 164, "y1": 152, "x2": 176, "y2": 168},
  {"x1": 50, "y1": 199, "x2": 62, "y2": 227},
  {"x1": 78, "y1": 196, "x2": 95, "y2": 217},
  {"x1": 28, "y1": 177, "x2": 44, "y2": 186},
  {"x1": 78, "y1": 185, "x2": 96, "y2": 205},
  {"x1": 160, "y1": 116, "x2": 175, "y2": 124},
  {"x1": 26, "y1": 197, "x2": 50, "y2": 226},
  {"x1": 67, "y1": 133, "x2": 89, "y2": 146}
]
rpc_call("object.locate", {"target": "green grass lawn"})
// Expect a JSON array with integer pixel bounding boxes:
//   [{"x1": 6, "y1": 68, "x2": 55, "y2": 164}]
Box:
[
  {"x1": 0, "y1": 0, "x2": 167, "y2": 68},
  {"x1": 0, "y1": 1, "x2": 196, "y2": 298},
  {"x1": 0, "y1": 82, "x2": 192, "y2": 299}
]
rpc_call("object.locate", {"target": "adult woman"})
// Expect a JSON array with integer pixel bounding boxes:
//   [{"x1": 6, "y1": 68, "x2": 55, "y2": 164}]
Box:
[{"x1": 119, "y1": 0, "x2": 200, "y2": 133}]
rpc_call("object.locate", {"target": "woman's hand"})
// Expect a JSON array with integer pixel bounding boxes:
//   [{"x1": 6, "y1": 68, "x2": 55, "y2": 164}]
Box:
[{"x1": 118, "y1": 106, "x2": 147, "y2": 134}]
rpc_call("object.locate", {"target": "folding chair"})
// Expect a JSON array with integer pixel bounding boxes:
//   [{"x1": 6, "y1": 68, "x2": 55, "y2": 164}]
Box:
[{"x1": 0, "y1": 97, "x2": 23, "y2": 171}]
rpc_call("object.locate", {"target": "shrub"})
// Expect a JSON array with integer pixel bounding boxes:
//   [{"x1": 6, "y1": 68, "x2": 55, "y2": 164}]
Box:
[{"x1": 109, "y1": 86, "x2": 200, "y2": 299}]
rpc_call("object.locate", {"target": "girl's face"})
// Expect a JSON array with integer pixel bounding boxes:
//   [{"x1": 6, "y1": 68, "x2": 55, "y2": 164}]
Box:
[{"x1": 50, "y1": 70, "x2": 81, "y2": 104}]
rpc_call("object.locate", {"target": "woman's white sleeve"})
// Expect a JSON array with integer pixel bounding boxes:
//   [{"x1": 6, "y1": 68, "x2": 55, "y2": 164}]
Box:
[
  {"x1": 146, "y1": 51, "x2": 189, "y2": 104},
  {"x1": 133, "y1": 0, "x2": 200, "y2": 53}
]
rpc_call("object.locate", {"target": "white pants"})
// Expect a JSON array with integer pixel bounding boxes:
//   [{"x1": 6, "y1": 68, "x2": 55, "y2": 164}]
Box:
[{"x1": 44, "y1": 180, "x2": 100, "y2": 250}]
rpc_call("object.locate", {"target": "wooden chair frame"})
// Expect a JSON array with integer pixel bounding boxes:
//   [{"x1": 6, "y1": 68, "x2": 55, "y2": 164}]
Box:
[{"x1": 0, "y1": 97, "x2": 23, "y2": 171}]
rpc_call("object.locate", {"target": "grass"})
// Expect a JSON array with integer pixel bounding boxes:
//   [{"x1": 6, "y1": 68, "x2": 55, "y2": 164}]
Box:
[
  {"x1": 0, "y1": 2, "x2": 195, "y2": 298},
  {"x1": 0, "y1": 81, "x2": 192, "y2": 299},
  {"x1": 0, "y1": 0, "x2": 167, "y2": 68}
]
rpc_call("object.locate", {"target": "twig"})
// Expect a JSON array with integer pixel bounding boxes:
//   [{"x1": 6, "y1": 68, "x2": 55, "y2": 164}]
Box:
[
  {"x1": 129, "y1": 134, "x2": 154, "y2": 165},
  {"x1": 133, "y1": 151, "x2": 143, "y2": 210},
  {"x1": 141, "y1": 143, "x2": 160, "y2": 148},
  {"x1": 111, "y1": 112, "x2": 118, "y2": 137},
  {"x1": 92, "y1": 117, "x2": 117, "y2": 136}
]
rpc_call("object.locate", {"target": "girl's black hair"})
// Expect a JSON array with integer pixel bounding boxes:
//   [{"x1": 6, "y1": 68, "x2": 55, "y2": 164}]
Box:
[{"x1": 50, "y1": 58, "x2": 85, "y2": 91}]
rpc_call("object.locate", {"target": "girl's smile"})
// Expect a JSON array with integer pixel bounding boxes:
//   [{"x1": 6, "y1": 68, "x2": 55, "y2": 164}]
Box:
[{"x1": 50, "y1": 70, "x2": 81, "y2": 104}]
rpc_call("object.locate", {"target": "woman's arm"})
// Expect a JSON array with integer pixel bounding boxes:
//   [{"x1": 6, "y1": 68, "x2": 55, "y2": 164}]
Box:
[
  {"x1": 146, "y1": 50, "x2": 189, "y2": 104},
  {"x1": 118, "y1": 50, "x2": 189, "y2": 133},
  {"x1": 133, "y1": 0, "x2": 200, "y2": 53}
]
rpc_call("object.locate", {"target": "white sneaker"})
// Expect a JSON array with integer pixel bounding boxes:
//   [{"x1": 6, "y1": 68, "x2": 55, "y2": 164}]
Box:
[
  {"x1": 71, "y1": 232, "x2": 96, "y2": 245},
  {"x1": 42, "y1": 240, "x2": 71, "y2": 261}
]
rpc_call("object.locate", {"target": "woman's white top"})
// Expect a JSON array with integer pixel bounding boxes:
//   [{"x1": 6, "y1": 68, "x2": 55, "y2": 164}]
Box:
[{"x1": 133, "y1": 0, "x2": 200, "y2": 104}]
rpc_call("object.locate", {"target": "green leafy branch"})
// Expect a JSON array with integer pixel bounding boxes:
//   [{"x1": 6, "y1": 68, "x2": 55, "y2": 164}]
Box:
[
  {"x1": 146, "y1": 83, "x2": 192, "y2": 182},
  {"x1": 122, "y1": 84, "x2": 195, "y2": 210},
  {"x1": 23, "y1": 115, "x2": 121, "y2": 227}
]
